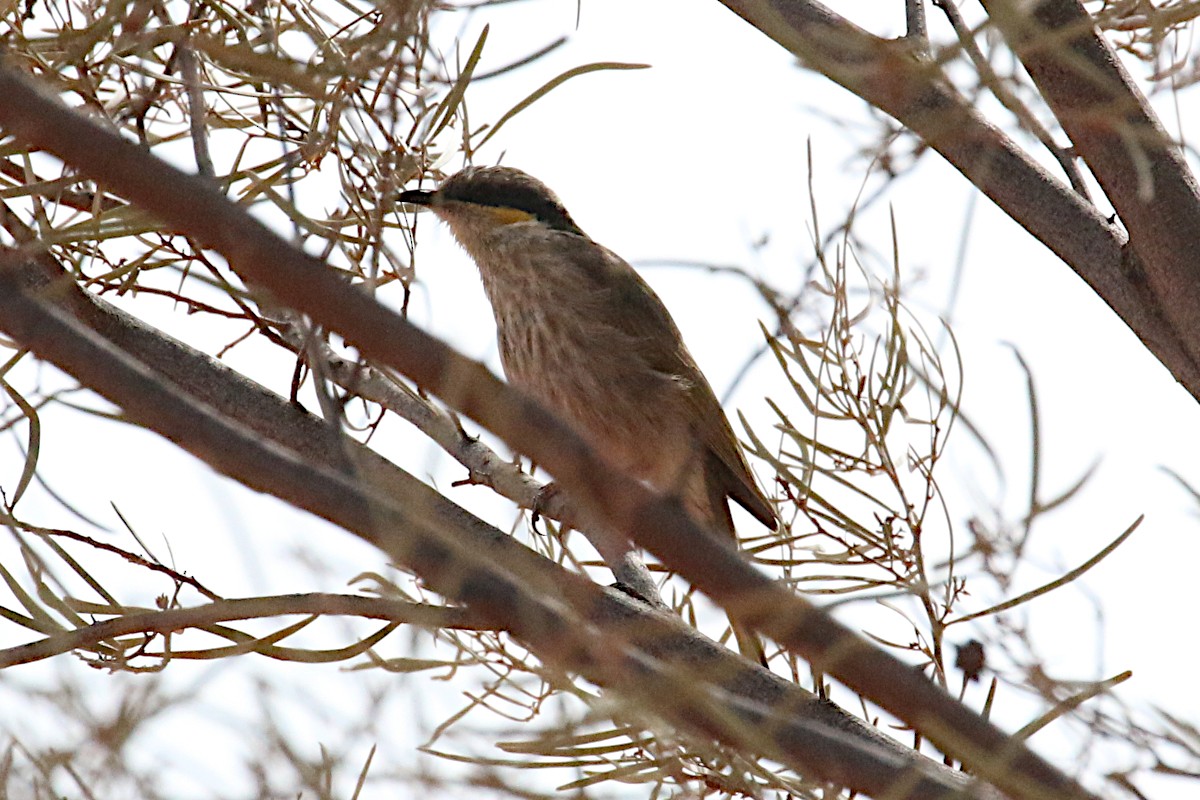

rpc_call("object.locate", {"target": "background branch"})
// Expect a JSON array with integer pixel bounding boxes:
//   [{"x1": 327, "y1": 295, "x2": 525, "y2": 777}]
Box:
[{"x1": 715, "y1": 0, "x2": 1200, "y2": 398}]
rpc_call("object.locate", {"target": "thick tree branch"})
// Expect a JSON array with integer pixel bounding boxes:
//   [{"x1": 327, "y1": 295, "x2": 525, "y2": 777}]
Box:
[
  {"x1": 0, "y1": 64, "x2": 1091, "y2": 800},
  {"x1": 932, "y1": 0, "x2": 1091, "y2": 198},
  {"x1": 714, "y1": 0, "x2": 1200, "y2": 399},
  {"x1": 0, "y1": 249, "x2": 988, "y2": 800},
  {"x1": 982, "y1": 0, "x2": 1200, "y2": 370}
]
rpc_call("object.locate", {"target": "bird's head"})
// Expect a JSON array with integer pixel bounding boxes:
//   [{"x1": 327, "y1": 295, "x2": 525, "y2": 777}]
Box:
[{"x1": 398, "y1": 166, "x2": 587, "y2": 246}]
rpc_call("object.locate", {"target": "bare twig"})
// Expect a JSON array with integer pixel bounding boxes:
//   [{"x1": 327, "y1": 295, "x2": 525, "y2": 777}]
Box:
[{"x1": 0, "y1": 593, "x2": 492, "y2": 669}]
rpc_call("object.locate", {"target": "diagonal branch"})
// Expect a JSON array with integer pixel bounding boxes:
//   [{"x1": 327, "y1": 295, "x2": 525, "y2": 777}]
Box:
[
  {"x1": 982, "y1": 0, "x2": 1200, "y2": 371},
  {"x1": 714, "y1": 0, "x2": 1200, "y2": 399},
  {"x1": 0, "y1": 64, "x2": 1090, "y2": 799},
  {"x1": 0, "y1": 248, "x2": 986, "y2": 800}
]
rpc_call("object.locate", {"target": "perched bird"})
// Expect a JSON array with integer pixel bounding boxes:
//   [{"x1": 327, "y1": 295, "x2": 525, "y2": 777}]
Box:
[{"x1": 399, "y1": 166, "x2": 775, "y2": 663}]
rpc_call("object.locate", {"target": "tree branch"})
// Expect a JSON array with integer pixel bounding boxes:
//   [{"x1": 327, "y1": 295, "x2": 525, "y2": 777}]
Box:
[
  {"x1": 0, "y1": 63, "x2": 1089, "y2": 799},
  {"x1": 0, "y1": 248, "x2": 988, "y2": 800},
  {"x1": 983, "y1": 0, "x2": 1200, "y2": 375},
  {"x1": 713, "y1": 0, "x2": 1200, "y2": 399},
  {"x1": 0, "y1": 593, "x2": 492, "y2": 669}
]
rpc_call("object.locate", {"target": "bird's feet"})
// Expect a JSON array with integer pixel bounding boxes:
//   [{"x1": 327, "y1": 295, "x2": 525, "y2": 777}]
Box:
[
  {"x1": 530, "y1": 481, "x2": 561, "y2": 532},
  {"x1": 610, "y1": 553, "x2": 667, "y2": 610},
  {"x1": 611, "y1": 580, "x2": 670, "y2": 610},
  {"x1": 529, "y1": 485, "x2": 666, "y2": 611}
]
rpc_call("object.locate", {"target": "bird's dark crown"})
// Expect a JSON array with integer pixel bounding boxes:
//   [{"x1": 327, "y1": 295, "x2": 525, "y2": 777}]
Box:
[{"x1": 436, "y1": 166, "x2": 585, "y2": 236}]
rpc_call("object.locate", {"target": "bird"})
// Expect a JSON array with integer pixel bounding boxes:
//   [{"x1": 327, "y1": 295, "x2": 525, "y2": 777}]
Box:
[{"x1": 399, "y1": 166, "x2": 775, "y2": 664}]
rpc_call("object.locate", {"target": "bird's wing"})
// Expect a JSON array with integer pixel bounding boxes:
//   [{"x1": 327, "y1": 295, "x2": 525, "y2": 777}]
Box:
[
  {"x1": 562, "y1": 234, "x2": 776, "y2": 530},
  {"x1": 700, "y1": 399, "x2": 776, "y2": 530}
]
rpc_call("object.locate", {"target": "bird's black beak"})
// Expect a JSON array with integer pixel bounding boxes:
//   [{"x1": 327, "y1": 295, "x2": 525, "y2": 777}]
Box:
[{"x1": 397, "y1": 188, "x2": 436, "y2": 206}]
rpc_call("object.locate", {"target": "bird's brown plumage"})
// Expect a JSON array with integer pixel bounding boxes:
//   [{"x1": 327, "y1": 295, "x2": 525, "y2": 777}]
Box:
[{"x1": 401, "y1": 166, "x2": 774, "y2": 663}]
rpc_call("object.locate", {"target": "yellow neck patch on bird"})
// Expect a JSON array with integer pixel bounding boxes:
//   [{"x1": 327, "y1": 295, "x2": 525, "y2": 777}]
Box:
[{"x1": 484, "y1": 206, "x2": 538, "y2": 226}]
